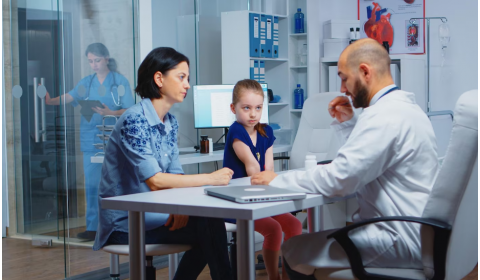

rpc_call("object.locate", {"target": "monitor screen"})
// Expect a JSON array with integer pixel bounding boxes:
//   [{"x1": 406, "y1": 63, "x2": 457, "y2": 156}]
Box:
[{"x1": 193, "y1": 84, "x2": 269, "y2": 129}]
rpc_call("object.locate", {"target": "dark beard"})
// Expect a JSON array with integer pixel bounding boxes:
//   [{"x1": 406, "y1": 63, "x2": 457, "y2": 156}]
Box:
[{"x1": 351, "y1": 79, "x2": 370, "y2": 108}]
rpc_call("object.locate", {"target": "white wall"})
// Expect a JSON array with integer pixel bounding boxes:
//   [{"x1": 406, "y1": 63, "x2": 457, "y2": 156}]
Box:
[
  {"x1": 317, "y1": 0, "x2": 477, "y2": 111},
  {"x1": 316, "y1": 0, "x2": 477, "y2": 151}
]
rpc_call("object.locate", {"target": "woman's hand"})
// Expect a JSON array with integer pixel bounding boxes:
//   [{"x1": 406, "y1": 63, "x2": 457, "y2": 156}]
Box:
[
  {"x1": 92, "y1": 103, "x2": 115, "y2": 116},
  {"x1": 165, "y1": 214, "x2": 189, "y2": 231},
  {"x1": 45, "y1": 90, "x2": 53, "y2": 105},
  {"x1": 328, "y1": 96, "x2": 353, "y2": 123},
  {"x1": 209, "y1": 168, "x2": 234, "y2": 185}
]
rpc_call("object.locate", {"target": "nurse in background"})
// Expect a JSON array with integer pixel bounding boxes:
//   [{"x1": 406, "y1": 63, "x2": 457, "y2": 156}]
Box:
[{"x1": 45, "y1": 43, "x2": 135, "y2": 241}]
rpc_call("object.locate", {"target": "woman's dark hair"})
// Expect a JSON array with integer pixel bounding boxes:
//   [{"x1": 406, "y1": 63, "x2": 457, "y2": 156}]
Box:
[
  {"x1": 85, "y1": 43, "x2": 117, "y2": 72},
  {"x1": 135, "y1": 47, "x2": 190, "y2": 99}
]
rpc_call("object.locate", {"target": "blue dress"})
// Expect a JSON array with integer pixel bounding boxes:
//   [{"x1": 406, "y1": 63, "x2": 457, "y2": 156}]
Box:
[
  {"x1": 223, "y1": 121, "x2": 276, "y2": 179},
  {"x1": 69, "y1": 72, "x2": 135, "y2": 231}
]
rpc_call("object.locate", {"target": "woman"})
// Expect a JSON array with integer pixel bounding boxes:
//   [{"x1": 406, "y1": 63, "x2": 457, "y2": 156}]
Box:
[
  {"x1": 92, "y1": 47, "x2": 233, "y2": 280},
  {"x1": 45, "y1": 43, "x2": 135, "y2": 240}
]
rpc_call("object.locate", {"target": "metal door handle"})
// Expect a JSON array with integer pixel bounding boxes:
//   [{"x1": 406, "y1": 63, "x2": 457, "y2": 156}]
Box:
[{"x1": 34, "y1": 77, "x2": 47, "y2": 143}]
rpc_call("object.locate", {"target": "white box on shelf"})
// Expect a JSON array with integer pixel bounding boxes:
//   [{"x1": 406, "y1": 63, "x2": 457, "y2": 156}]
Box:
[
  {"x1": 390, "y1": 64, "x2": 400, "y2": 87},
  {"x1": 323, "y1": 20, "x2": 360, "y2": 39},
  {"x1": 323, "y1": 38, "x2": 349, "y2": 58},
  {"x1": 328, "y1": 66, "x2": 341, "y2": 92}
]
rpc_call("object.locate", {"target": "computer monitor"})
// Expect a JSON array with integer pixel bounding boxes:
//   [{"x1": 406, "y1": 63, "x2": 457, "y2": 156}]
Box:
[{"x1": 193, "y1": 84, "x2": 269, "y2": 129}]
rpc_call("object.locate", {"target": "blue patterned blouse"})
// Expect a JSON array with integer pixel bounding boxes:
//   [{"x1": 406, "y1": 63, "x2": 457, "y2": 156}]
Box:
[{"x1": 93, "y1": 98, "x2": 184, "y2": 251}]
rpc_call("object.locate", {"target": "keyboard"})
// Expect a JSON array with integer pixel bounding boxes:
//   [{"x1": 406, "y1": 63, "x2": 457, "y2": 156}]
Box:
[{"x1": 213, "y1": 143, "x2": 226, "y2": 151}]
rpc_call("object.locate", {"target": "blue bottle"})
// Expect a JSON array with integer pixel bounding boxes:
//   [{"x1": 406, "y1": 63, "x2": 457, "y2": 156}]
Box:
[
  {"x1": 294, "y1": 8, "x2": 304, "y2": 33},
  {"x1": 294, "y1": 84, "x2": 304, "y2": 109}
]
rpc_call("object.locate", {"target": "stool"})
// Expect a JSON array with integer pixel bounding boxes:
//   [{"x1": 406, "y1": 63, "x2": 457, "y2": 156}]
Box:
[
  {"x1": 103, "y1": 244, "x2": 192, "y2": 280},
  {"x1": 225, "y1": 223, "x2": 265, "y2": 280}
]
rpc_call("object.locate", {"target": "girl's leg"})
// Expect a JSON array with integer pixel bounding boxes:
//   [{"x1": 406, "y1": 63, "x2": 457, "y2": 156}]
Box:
[
  {"x1": 255, "y1": 217, "x2": 283, "y2": 280},
  {"x1": 272, "y1": 213, "x2": 303, "y2": 280}
]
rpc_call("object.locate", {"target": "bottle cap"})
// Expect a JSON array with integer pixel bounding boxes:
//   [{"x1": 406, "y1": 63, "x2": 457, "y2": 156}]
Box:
[
  {"x1": 201, "y1": 135, "x2": 208, "y2": 140},
  {"x1": 306, "y1": 155, "x2": 316, "y2": 160},
  {"x1": 297, "y1": 8, "x2": 301, "y2": 12},
  {"x1": 350, "y1": 27, "x2": 354, "y2": 31},
  {"x1": 356, "y1": 27, "x2": 360, "y2": 31},
  {"x1": 297, "y1": 84, "x2": 301, "y2": 87}
]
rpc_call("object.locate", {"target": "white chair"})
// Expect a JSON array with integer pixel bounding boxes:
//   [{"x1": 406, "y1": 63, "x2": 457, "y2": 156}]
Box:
[
  {"x1": 103, "y1": 243, "x2": 191, "y2": 280},
  {"x1": 314, "y1": 90, "x2": 478, "y2": 280},
  {"x1": 274, "y1": 92, "x2": 349, "y2": 230}
]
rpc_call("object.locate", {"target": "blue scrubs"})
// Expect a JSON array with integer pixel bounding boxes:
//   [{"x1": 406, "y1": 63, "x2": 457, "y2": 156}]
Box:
[{"x1": 69, "y1": 72, "x2": 135, "y2": 231}]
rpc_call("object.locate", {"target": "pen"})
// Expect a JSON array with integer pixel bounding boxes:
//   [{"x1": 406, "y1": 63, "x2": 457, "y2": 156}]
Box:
[{"x1": 328, "y1": 102, "x2": 350, "y2": 110}]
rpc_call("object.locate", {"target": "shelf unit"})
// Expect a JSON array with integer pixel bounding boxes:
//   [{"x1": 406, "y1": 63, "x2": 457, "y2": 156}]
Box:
[
  {"x1": 320, "y1": 54, "x2": 428, "y2": 111},
  {"x1": 221, "y1": 0, "x2": 320, "y2": 139}
]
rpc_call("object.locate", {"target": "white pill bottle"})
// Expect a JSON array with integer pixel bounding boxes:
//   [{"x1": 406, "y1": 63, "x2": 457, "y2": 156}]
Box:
[{"x1": 305, "y1": 154, "x2": 317, "y2": 170}]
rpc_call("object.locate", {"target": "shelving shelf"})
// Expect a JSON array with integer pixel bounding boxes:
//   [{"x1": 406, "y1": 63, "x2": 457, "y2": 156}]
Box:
[
  {"x1": 290, "y1": 65, "x2": 307, "y2": 69},
  {"x1": 289, "y1": 33, "x2": 307, "y2": 36},
  {"x1": 250, "y1": 57, "x2": 288, "y2": 62},
  {"x1": 290, "y1": 109, "x2": 303, "y2": 113},
  {"x1": 269, "y1": 103, "x2": 288, "y2": 106}
]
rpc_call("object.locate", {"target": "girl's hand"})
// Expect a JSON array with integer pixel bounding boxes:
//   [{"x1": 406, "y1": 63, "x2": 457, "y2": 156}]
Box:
[
  {"x1": 92, "y1": 103, "x2": 114, "y2": 116},
  {"x1": 210, "y1": 168, "x2": 233, "y2": 185},
  {"x1": 165, "y1": 214, "x2": 189, "y2": 231},
  {"x1": 251, "y1": 170, "x2": 277, "y2": 185}
]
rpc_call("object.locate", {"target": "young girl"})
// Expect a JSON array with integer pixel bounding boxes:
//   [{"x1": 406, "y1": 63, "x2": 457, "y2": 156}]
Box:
[{"x1": 223, "y1": 79, "x2": 302, "y2": 280}]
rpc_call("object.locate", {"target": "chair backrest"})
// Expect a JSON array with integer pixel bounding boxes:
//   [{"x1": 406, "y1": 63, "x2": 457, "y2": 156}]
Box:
[
  {"x1": 421, "y1": 90, "x2": 478, "y2": 279},
  {"x1": 289, "y1": 92, "x2": 343, "y2": 169}
]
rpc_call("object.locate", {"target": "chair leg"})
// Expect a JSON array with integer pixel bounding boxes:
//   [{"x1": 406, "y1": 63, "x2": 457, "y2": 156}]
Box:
[
  {"x1": 230, "y1": 232, "x2": 237, "y2": 280},
  {"x1": 146, "y1": 256, "x2": 156, "y2": 280},
  {"x1": 109, "y1": 254, "x2": 120, "y2": 280},
  {"x1": 168, "y1": 253, "x2": 179, "y2": 280}
]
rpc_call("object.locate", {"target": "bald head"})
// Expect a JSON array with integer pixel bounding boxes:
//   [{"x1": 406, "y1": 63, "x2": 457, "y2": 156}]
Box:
[{"x1": 340, "y1": 38, "x2": 391, "y2": 77}]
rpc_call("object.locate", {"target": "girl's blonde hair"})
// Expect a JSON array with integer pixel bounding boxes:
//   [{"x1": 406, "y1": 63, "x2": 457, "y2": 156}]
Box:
[{"x1": 232, "y1": 79, "x2": 267, "y2": 137}]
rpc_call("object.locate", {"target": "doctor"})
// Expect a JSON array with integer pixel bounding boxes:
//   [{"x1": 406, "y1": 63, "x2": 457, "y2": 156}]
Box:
[
  {"x1": 45, "y1": 43, "x2": 135, "y2": 240},
  {"x1": 251, "y1": 38, "x2": 439, "y2": 278}
]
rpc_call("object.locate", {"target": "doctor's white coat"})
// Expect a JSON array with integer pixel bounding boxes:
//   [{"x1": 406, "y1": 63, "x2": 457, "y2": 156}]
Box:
[{"x1": 271, "y1": 89, "x2": 439, "y2": 275}]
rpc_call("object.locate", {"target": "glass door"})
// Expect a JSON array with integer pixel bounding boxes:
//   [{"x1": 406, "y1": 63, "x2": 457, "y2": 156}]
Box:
[
  {"x1": 7, "y1": 0, "x2": 138, "y2": 278},
  {"x1": 10, "y1": 0, "x2": 67, "y2": 241}
]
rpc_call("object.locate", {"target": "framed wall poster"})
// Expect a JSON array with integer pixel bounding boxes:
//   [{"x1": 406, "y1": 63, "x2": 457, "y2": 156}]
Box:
[{"x1": 358, "y1": 0, "x2": 425, "y2": 54}]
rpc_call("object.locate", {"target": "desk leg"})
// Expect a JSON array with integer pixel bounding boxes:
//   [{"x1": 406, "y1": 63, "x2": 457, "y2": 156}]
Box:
[
  {"x1": 307, "y1": 206, "x2": 321, "y2": 233},
  {"x1": 129, "y1": 211, "x2": 145, "y2": 280},
  {"x1": 236, "y1": 219, "x2": 255, "y2": 280}
]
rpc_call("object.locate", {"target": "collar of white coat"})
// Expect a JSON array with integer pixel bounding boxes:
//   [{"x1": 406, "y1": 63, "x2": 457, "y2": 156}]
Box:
[{"x1": 369, "y1": 84, "x2": 398, "y2": 106}]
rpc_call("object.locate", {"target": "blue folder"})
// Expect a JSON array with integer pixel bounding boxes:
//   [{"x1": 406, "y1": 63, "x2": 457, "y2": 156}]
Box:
[
  {"x1": 253, "y1": 60, "x2": 260, "y2": 81},
  {"x1": 250, "y1": 60, "x2": 255, "y2": 80},
  {"x1": 249, "y1": 13, "x2": 260, "y2": 57},
  {"x1": 259, "y1": 60, "x2": 265, "y2": 83},
  {"x1": 265, "y1": 15, "x2": 273, "y2": 58},
  {"x1": 273, "y1": 16, "x2": 279, "y2": 58},
  {"x1": 260, "y1": 14, "x2": 267, "y2": 57}
]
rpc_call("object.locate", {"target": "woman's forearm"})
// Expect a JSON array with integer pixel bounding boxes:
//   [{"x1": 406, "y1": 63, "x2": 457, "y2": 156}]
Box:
[
  {"x1": 112, "y1": 109, "x2": 127, "y2": 116},
  {"x1": 146, "y1": 172, "x2": 211, "y2": 191},
  {"x1": 46, "y1": 93, "x2": 74, "y2": 105}
]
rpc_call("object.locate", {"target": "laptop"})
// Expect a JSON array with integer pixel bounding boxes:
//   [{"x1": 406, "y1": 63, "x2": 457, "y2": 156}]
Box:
[{"x1": 205, "y1": 185, "x2": 306, "y2": 203}]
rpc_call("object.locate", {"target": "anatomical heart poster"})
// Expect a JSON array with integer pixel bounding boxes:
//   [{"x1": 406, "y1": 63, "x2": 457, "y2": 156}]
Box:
[{"x1": 359, "y1": 0, "x2": 425, "y2": 54}]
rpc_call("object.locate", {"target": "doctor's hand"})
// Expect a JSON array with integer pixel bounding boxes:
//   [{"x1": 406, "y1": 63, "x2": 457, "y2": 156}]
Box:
[
  {"x1": 209, "y1": 168, "x2": 234, "y2": 186},
  {"x1": 328, "y1": 96, "x2": 353, "y2": 123},
  {"x1": 165, "y1": 214, "x2": 189, "y2": 231},
  {"x1": 92, "y1": 103, "x2": 114, "y2": 116},
  {"x1": 251, "y1": 171, "x2": 277, "y2": 185}
]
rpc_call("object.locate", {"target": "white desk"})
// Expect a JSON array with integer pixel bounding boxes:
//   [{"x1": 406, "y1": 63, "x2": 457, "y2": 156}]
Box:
[
  {"x1": 101, "y1": 174, "x2": 339, "y2": 280},
  {"x1": 91, "y1": 144, "x2": 292, "y2": 165}
]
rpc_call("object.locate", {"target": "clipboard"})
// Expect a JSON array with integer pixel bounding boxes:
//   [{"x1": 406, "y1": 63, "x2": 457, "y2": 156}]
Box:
[{"x1": 77, "y1": 100, "x2": 105, "y2": 122}]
